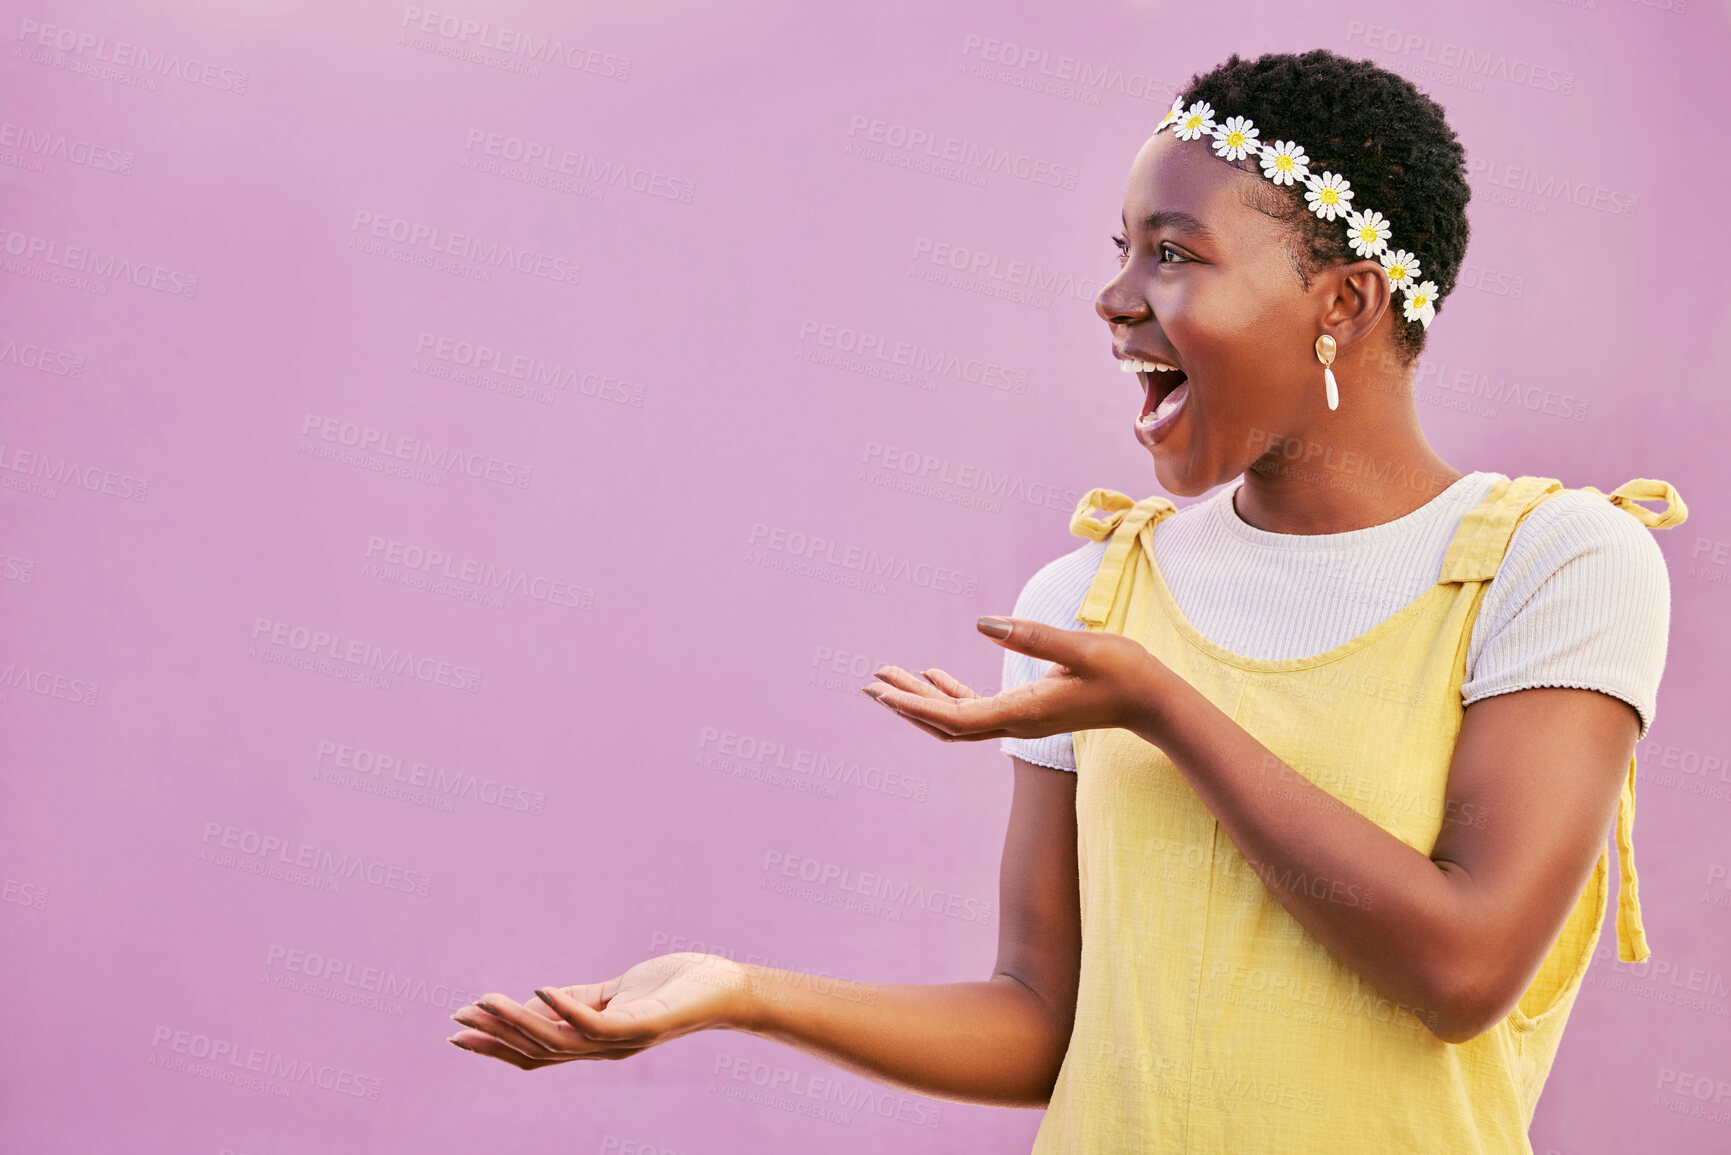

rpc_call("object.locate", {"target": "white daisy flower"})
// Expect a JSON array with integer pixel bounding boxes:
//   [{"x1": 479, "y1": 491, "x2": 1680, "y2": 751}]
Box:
[
  {"x1": 1173, "y1": 101, "x2": 1216, "y2": 141},
  {"x1": 1344, "y1": 210, "x2": 1391, "y2": 258},
  {"x1": 1380, "y1": 248, "x2": 1421, "y2": 289},
  {"x1": 1155, "y1": 97, "x2": 1184, "y2": 133},
  {"x1": 1403, "y1": 281, "x2": 1438, "y2": 327},
  {"x1": 1210, "y1": 116, "x2": 1260, "y2": 161},
  {"x1": 1304, "y1": 171, "x2": 1354, "y2": 221},
  {"x1": 1258, "y1": 140, "x2": 1310, "y2": 185}
]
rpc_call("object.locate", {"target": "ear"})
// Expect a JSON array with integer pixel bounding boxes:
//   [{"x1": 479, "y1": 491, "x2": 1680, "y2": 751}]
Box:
[{"x1": 1319, "y1": 260, "x2": 1393, "y2": 353}]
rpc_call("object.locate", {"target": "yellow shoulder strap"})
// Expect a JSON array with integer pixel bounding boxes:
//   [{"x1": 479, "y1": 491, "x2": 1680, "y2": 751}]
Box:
[
  {"x1": 1068, "y1": 488, "x2": 1176, "y2": 629},
  {"x1": 1576, "y1": 478, "x2": 1689, "y2": 529},
  {"x1": 1584, "y1": 479, "x2": 1682, "y2": 961},
  {"x1": 1613, "y1": 753, "x2": 1650, "y2": 962},
  {"x1": 1438, "y1": 476, "x2": 1565, "y2": 583}
]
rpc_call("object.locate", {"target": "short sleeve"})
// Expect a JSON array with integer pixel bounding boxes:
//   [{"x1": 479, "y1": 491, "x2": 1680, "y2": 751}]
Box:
[
  {"x1": 997, "y1": 539, "x2": 1108, "y2": 773},
  {"x1": 1462, "y1": 491, "x2": 1673, "y2": 740}
]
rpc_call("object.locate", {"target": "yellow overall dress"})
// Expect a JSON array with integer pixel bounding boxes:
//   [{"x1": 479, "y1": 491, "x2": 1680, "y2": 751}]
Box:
[{"x1": 1030, "y1": 475, "x2": 1687, "y2": 1154}]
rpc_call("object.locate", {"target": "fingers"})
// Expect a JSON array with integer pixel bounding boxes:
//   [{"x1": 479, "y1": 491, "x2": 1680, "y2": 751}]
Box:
[
  {"x1": 534, "y1": 984, "x2": 640, "y2": 1046},
  {"x1": 449, "y1": 1032, "x2": 560, "y2": 1070},
  {"x1": 870, "y1": 665, "x2": 964, "y2": 702},
  {"x1": 452, "y1": 996, "x2": 568, "y2": 1059},
  {"x1": 863, "y1": 670, "x2": 961, "y2": 737},
  {"x1": 878, "y1": 702, "x2": 970, "y2": 742},
  {"x1": 919, "y1": 668, "x2": 979, "y2": 699},
  {"x1": 448, "y1": 979, "x2": 653, "y2": 1069},
  {"x1": 862, "y1": 683, "x2": 1013, "y2": 742},
  {"x1": 452, "y1": 991, "x2": 619, "y2": 1059},
  {"x1": 911, "y1": 717, "x2": 1013, "y2": 742},
  {"x1": 977, "y1": 616, "x2": 1091, "y2": 670}
]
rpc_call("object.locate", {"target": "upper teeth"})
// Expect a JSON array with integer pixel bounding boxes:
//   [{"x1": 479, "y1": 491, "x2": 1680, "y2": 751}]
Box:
[{"x1": 1120, "y1": 359, "x2": 1176, "y2": 373}]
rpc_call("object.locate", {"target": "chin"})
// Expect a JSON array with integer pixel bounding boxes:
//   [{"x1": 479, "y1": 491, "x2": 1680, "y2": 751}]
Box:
[{"x1": 1149, "y1": 452, "x2": 1219, "y2": 499}]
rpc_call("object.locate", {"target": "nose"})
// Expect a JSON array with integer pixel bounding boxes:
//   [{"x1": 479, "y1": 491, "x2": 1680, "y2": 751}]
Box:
[{"x1": 1095, "y1": 269, "x2": 1150, "y2": 327}]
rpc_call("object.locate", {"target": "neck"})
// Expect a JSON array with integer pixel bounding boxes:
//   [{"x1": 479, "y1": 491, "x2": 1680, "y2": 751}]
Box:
[{"x1": 1235, "y1": 351, "x2": 1463, "y2": 534}]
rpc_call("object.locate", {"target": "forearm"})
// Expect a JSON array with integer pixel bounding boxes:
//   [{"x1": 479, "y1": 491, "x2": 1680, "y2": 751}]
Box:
[
  {"x1": 732, "y1": 967, "x2": 1070, "y2": 1108},
  {"x1": 1130, "y1": 665, "x2": 1477, "y2": 1037}
]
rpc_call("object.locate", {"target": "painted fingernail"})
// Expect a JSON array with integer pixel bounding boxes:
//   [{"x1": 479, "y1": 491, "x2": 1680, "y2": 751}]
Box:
[
  {"x1": 476, "y1": 1002, "x2": 501, "y2": 1016},
  {"x1": 533, "y1": 988, "x2": 552, "y2": 1003},
  {"x1": 977, "y1": 617, "x2": 1012, "y2": 639},
  {"x1": 448, "y1": 1037, "x2": 473, "y2": 1051}
]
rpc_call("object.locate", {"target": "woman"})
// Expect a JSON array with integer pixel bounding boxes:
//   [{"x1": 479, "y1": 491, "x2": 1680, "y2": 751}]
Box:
[{"x1": 445, "y1": 50, "x2": 1687, "y2": 1151}]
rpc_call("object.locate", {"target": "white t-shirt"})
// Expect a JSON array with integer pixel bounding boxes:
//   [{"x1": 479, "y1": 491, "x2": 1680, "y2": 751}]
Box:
[{"x1": 999, "y1": 471, "x2": 1672, "y2": 772}]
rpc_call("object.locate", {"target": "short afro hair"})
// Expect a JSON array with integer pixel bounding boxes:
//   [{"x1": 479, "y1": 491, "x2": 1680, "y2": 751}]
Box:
[{"x1": 1180, "y1": 50, "x2": 1471, "y2": 362}]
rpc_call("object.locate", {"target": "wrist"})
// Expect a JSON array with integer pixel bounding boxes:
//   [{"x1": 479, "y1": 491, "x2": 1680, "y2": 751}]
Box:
[
  {"x1": 1125, "y1": 652, "x2": 1184, "y2": 748},
  {"x1": 730, "y1": 961, "x2": 775, "y2": 1035}
]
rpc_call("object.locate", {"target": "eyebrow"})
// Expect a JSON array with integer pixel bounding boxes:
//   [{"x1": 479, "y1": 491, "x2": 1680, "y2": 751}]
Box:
[{"x1": 1123, "y1": 209, "x2": 1217, "y2": 244}]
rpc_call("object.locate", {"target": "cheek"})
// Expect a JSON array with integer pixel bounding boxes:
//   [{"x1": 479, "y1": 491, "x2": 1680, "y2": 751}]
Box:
[
  {"x1": 1162, "y1": 276, "x2": 1271, "y2": 371},
  {"x1": 1174, "y1": 268, "x2": 1312, "y2": 374}
]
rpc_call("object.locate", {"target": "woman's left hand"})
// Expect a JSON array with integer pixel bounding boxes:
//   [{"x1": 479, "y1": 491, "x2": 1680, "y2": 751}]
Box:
[{"x1": 862, "y1": 616, "x2": 1170, "y2": 743}]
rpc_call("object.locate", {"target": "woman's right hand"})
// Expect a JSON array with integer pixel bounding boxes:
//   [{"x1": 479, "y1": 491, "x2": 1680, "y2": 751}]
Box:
[{"x1": 448, "y1": 952, "x2": 754, "y2": 1070}]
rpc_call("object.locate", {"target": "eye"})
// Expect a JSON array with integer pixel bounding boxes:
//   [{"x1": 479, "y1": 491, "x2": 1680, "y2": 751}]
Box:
[
  {"x1": 1159, "y1": 243, "x2": 1190, "y2": 264},
  {"x1": 1110, "y1": 233, "x2": 1129, "y2": 264}
]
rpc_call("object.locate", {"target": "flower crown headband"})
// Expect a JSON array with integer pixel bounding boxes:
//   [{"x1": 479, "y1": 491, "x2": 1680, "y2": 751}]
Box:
[{"x1": 1154, "y1": 97, "x2": 1437, "y2": 328}]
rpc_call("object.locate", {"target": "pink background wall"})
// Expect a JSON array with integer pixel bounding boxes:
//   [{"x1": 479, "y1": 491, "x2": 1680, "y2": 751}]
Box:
[{"x1": 3, "y1": 1, "x2": 1728, "y2": 1151}]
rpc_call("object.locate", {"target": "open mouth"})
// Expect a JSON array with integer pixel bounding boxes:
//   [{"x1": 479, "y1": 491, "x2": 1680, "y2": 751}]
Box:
[
  {"x1": 1117, "y1": 355, "x2": 1189, "y2": 444},
  {"x1": 1126, "y1": 362, "x2": 1189, "y2": 444},
  {"x1": 1139, "y1": 367, "x2": 1189, "y2": 423}
]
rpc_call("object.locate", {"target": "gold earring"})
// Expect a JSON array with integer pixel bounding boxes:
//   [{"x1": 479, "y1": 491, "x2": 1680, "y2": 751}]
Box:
[{"x1": 1315, "y1": 334, "x2": 1338, "y2": 411}]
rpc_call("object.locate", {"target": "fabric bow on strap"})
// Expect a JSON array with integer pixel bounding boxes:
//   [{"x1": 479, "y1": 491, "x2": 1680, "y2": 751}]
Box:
[
  {"x1": 1068, "y1": 488, "x2": 1140, "y2": 541},
  {"x1": 1580, "y1": 478, "x2": 1688, "y2": 529}
]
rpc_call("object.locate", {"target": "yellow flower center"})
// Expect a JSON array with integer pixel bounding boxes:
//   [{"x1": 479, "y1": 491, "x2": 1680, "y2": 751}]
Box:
[
  {"x1": 1275, "y1": 155, "x2": 1294, "y2": 172},
  {"x1": 1359, "y1": 226, "x2": 1377, "y2": 243},
  {"x1": 1413, "y1": 293, "x2": 1429, "y2": 307},
  {"x1": 1183, "y1": 116, "x2": 1201, "y2": 130},
  {"x1": 1320, "y1": 188, "x2": 1338, "y2": 205},
  {"x1": 1388, "y1": 264, "x2": 1407, "y2": 280},
  {"x1": 1226, "y1": 131, "x2": 1246, "y2": 148}
]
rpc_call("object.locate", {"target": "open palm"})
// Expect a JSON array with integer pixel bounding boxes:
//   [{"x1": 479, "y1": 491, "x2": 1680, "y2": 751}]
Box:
[
  {"x1": 449, "y1": 952, "x2": 751, "y2": 1070},
  {"x1": 862, "y1": 616, "x2": 1165, "y2": 742}
]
